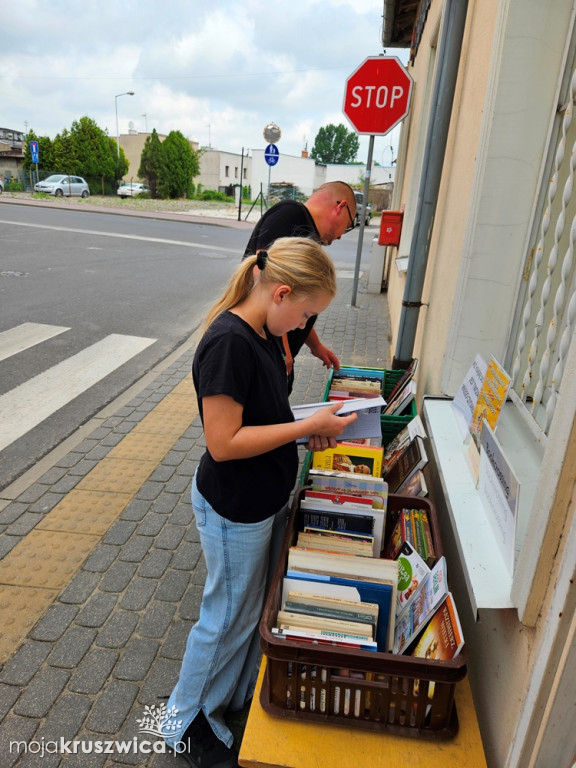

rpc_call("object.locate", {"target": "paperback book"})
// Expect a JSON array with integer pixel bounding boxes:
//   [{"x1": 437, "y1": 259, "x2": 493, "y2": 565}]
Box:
[
  {"x1": 393, "y1": 556, "x2": 448, "y2": 654},
  {"x1": 382, "y1": 435, "x2": 428, "y2": 493},
  {"x1": 312, "y1": 443, "x2": 384, "y2": 477},
  {"x1": 411, "y1": 592, "x2": 464, "y2": 660}
]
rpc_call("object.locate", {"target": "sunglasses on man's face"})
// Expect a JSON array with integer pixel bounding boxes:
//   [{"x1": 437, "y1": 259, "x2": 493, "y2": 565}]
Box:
[{"x1": 337, "y1": 201, "x2": 355, "y2": 233}]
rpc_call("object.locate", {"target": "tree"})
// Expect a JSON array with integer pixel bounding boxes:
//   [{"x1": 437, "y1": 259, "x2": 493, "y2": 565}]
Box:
[
  {"x1": 310, "y1": 123, "x2": 360, "y2": 164},
  {"x1": 70, "y1": 116, "x2": 119, "y2": 191},
  {"x1": 138, "y1": 129, "x2": 163, "y2": 198},
  {"x1": 155, "y1": 130, "x2": 200, "y2": 199}
]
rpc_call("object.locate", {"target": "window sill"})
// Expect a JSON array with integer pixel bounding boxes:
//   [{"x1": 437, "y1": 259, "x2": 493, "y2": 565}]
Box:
[{"x1": 422, "y1": 396, "x2": 543, "y2": 616}]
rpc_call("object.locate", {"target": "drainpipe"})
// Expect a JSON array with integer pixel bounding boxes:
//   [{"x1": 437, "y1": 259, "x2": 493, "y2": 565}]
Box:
[{"x1": 392, "y1": 0, "x2": 470, "y2": 369}]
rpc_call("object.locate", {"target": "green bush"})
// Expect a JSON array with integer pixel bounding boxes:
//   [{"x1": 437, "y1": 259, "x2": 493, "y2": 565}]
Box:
[
  {"x1": 196, "y1": 190, "x2": 234, "y2": 202},
  {"x1": 5, "y1": 179, "x2": 24, "y2": 191}
]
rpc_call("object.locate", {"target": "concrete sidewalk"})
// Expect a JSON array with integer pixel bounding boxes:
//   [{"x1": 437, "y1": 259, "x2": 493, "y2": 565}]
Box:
[{"x1": 0, "y1": 228, "x2": 392, "y2": 766}]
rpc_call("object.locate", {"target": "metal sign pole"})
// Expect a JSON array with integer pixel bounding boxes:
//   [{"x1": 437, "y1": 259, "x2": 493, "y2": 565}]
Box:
[{"x1": 351, "y1": 134, "x2": 375, "y2": 306}]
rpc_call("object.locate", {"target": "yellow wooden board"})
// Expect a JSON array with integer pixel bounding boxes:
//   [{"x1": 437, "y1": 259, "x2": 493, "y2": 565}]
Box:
[{"x1": 239, "y1": 661, "x2": 487, "y2": 768}]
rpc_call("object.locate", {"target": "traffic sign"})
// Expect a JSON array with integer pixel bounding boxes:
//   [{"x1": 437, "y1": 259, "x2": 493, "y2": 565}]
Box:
[
  {"x1": 29, "y1": 140, "x2": 39, "y2": 164},
  {"x1": 264, "y1": 144, "x2": 279, "y2": 166},
  {"x1": 343, "y1": 56, "x2": 413, "y2": 136}
]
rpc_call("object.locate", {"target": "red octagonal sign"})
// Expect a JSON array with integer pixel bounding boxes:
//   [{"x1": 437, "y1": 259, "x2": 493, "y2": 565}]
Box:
[{"x1": 343, "y1": 56, "x2": 413, "y2": 136}]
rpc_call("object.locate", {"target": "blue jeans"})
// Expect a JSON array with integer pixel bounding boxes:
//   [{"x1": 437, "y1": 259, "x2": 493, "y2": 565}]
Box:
[{"x1": 164, "y1": 471, "x2": 289, "y2": 750}]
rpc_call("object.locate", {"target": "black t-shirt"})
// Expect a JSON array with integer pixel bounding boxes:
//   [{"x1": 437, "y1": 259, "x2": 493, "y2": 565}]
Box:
[
  {"x1": 243, "y1": 199, "x2": 320, "y2": 357},
  {"x1": 193, "y1": 311, "x2": 298, "y2": 523}
]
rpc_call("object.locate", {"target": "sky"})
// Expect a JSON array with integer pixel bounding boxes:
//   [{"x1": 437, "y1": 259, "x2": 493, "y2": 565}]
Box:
[{"x1": 1, "y1": 0, "x2": 408, "y2": 165}]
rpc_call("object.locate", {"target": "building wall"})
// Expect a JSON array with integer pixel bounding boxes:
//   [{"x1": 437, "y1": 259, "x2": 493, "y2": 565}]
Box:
[
  {"x1": 386, "y1": 1, "x2": 576, "y2": 766},
  {"x1": 119, "y1": 131, "x2": 199, "y2": 183}
]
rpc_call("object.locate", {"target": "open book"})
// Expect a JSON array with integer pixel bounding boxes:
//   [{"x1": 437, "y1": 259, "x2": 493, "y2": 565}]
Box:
[{"x1": 292, "y1": 396, "x2": 386, "y2": 444}]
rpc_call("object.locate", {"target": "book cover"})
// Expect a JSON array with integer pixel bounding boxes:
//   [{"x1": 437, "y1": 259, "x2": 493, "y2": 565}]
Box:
[
  {"x1": 395, "y1": 540, "x2": 431, "y2": 615},
  {"x1": 300, "y1": 506, "x2": 375, "y2": 537},
  {"x1": 312, "y1": 443, "x2": 383, "y2": 478},
  {"x1": 383, "y1": 435, "x2": 428, "y2": 493},
  {"x1": 470, "y1": 356, "x2": 511, "y2": 445},
  {"x1": 396, "y1": 469, "x2": 428, "y2": 497},
  {"x1": 393, "y1": 556, "x2": 448, "y2": 654},
  {"x1": 382, "y1": 415, "x2": 427, "y2": 474},
  {"x1": 383, "y1": 379, "x2": 417, "y2": 416},
  {"x1": 284, "y1": 569, "x2": 395, "y2": 652},
  {"x1": 293, "y1": 396, "x2": 386, "y2": 444},
  {"x1": 308, "y1": 472, "x2": 388, "y2": 510},
  {"x1": 383, "y1": 359, "x2": 418, "y2": 410},
  {"x1": 412, "y1": 593, "x2": 464, "y2": 659}
]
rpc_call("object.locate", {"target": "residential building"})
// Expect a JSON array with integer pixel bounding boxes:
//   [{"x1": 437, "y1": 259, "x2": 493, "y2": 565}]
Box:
[{"x1": 377, "y1": 2, "x2": 576, "y2": 766}]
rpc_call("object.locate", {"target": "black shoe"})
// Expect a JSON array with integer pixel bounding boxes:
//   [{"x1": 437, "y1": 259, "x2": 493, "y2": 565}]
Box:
[{"x1": 172, "y1": 711, "x2": 238, "y2": 768}]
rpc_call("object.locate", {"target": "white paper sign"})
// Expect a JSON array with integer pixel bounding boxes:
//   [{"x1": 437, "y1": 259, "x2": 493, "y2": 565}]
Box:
[
  {"x1": 479, "y1": 420, "x2": 518, "y2": 575},
  {"x1": 452, "y1": 354, "x2": 487, "y2": 442}
]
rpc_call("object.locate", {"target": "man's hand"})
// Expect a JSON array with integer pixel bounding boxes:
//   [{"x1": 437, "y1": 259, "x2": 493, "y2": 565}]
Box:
[{"x1": 305, "y1": 328, "x2": 340, "y2": 370}]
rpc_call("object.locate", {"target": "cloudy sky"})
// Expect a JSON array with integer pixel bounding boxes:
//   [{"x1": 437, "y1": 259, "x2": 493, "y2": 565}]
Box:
[{"x1": 1, "y1": 0, "x2": 408, "y2": 164}]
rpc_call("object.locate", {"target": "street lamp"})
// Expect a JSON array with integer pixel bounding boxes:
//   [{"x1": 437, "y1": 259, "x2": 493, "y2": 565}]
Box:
[{"x1": 115, "y1": 91, "x2": 135, "y2": 158}]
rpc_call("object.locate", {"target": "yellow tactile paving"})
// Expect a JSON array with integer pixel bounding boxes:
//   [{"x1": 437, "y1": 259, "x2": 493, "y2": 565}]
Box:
[
  {"x1": 75, "y1": 457, "x2": 158, "y2": 493},
  {"x1": 0, "y1": 530, "x2": 100, "y2": 589},
  {"x1": 0, "y1": 586, "x2": 59, "y2": 662},
  {"x1": 131, "y1": 410, "x2": 191, "y2": 436},
  {"x1": 36, "y1": 490, "x2": 133, "y2": 535},
  {"x1": 107, "y1": 432, "x2": 180, "y2": 461},
  {"x1": 0, "y1": 375, "x2": 200, "y2": 667}
]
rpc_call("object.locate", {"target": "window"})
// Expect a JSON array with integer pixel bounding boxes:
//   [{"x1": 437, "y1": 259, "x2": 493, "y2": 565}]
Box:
[{"x1": 225, "y1": 166, "x2": 229, "y2": 177}]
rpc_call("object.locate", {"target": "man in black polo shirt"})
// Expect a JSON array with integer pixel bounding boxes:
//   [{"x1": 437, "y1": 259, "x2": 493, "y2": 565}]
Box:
[{"x1": 243, "y1": 180, "x2": 356, "y2": 392}]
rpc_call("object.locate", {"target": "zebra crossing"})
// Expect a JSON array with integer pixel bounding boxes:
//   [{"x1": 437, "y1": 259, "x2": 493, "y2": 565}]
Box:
[{"x1": 0, "y1": 322, "x2": 156, "y2": 453}]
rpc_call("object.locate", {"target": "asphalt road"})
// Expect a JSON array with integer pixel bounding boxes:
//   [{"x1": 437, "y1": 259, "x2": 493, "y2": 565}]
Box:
[{"x1": 0, "y1": 202, "x2": 376, "y2": 491}]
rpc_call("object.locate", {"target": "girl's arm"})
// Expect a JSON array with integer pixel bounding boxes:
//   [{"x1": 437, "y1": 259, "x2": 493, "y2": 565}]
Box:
[{"x1": 202, "y1": 395, "x2": 358, "y2": 462}]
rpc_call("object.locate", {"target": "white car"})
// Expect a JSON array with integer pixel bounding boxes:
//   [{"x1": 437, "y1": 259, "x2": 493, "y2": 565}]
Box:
[
  {"x1": 0, "y1": 178, "x2": 3, "y2": 194},
  {"x1": 117, "y1": 181, "x2": 150, "y2": 199},
  {"x1": 34, "y1": 174, "x2": 90, "y2": 197}
]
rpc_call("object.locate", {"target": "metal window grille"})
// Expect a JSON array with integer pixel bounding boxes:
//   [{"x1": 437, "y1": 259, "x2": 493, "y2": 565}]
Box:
[{"x1": 509, "y1": 67, "x2": 576, "y2": 436}]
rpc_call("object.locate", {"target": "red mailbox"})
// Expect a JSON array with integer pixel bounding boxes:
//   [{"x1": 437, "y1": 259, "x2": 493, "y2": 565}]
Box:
[{"x1": 378, "y1": 210, "x2": 404, "y2": 246}]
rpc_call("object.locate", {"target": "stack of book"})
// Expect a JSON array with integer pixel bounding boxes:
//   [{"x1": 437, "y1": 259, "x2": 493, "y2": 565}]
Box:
[
  {"x1": 382, "y1": 415, "x2": 429, "y2": 495},
  {"x1": 277, "y1": 544, "x2": 399, "y2": 653},
  {"x1": 382, "y1": 359, "x2": 418, "y2": 416},
  {"x1": 384, "y1": 506, "x2": 435, "y2": 566},
  {"x1": 299, "y1": 477, "x2": 388, "y2": 557}
]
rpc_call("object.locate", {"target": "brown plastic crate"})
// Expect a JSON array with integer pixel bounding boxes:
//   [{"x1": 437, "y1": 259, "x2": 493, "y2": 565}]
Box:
[{"x1": 259, "y1": 491, "x2": 466, "y2": 739}]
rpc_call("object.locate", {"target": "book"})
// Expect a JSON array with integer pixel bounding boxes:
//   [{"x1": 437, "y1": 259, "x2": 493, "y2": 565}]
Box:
[
  {"x1": 312, "y1": 443, "x2": 384, "y2": 477},
  {"x1": 382, "y1": 415, "x2": 427, "y2": 475},
  {"x1": 283, "y1": 590, "x2": 379, "y2": 632},
  {"x1": 395, "y1": 541, "x2": 430, "y2": 615},
  {"x1": 396, "y1": 469, "x2": 428, "y2": 497},
  {"x1": 383, "y1": 359, "x2": 418, "y2": 412},
  {"x1": 292, "y1": 396, "x2": 386, "y2": 444},
  {"x1": 277, "y1": 609, "x2": 373, "y2": 639},
  {"x1": 297, "y1": 528, "x2": 374, "y2": 557},
  {"x1": 271, "y1": 626, "x2": 378, "y2": 651},
  {"x1": 412, "y1": 593, "x2": 464, "y2": 659},
  {"x1": 469, "y1": 356, "x2": 511, "y2": 446},
  {"x1": 287, "y1": 546, "x2": 398, "y2": 585},
  {"x1": 300, "y1": 505, "x2": 376, "y2": 537},
  {"x1": 418, "y1": 509, "x2": 436, "y2": 565},
  {"x1": 308, "y1": 470, "x2": 388, "y2": 510},
  {"x1": 284, "y1": 568, "x2": 396, "y2": 652},
  {"x1": 300, "y1": 496, "x2": 386, "y2": 557},
  {"x1": 393, "y1": 556, "x2": 449, "y2": 654},
  {"x1": 383, "y1": 435, "x2": 428, "y2": 493},
  {"x1": 383, "y1": 379, "x2": 417, "y2": 416}
]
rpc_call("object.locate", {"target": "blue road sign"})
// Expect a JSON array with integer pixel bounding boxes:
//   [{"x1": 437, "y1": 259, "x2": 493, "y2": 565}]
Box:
[
  {"x1": 29, "y1": 140, "x2": 39, "y2": 164},
  {"x1": 264, "y1": 143, "x2": 279, "y2": 166}
]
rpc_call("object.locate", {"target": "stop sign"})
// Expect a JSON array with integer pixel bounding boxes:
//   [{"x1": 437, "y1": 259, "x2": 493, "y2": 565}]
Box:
[{"x1": 343, "y1": 56, "x2": 413, "y2": 135}]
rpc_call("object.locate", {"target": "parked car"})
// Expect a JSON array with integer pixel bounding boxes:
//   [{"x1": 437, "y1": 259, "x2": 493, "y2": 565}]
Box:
[
  {"x1": 353, "y1": 190, "x2": 372, "y2": 226},
  {"x1": 117, "y1": 181, "x2": 150, "y2": 199},
  {"x1": 0, "y1": 178, "x2": 3, "y2": 194},
  {"x1": 34, "y1": 175, "x2": 90, "y2": 198}
]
